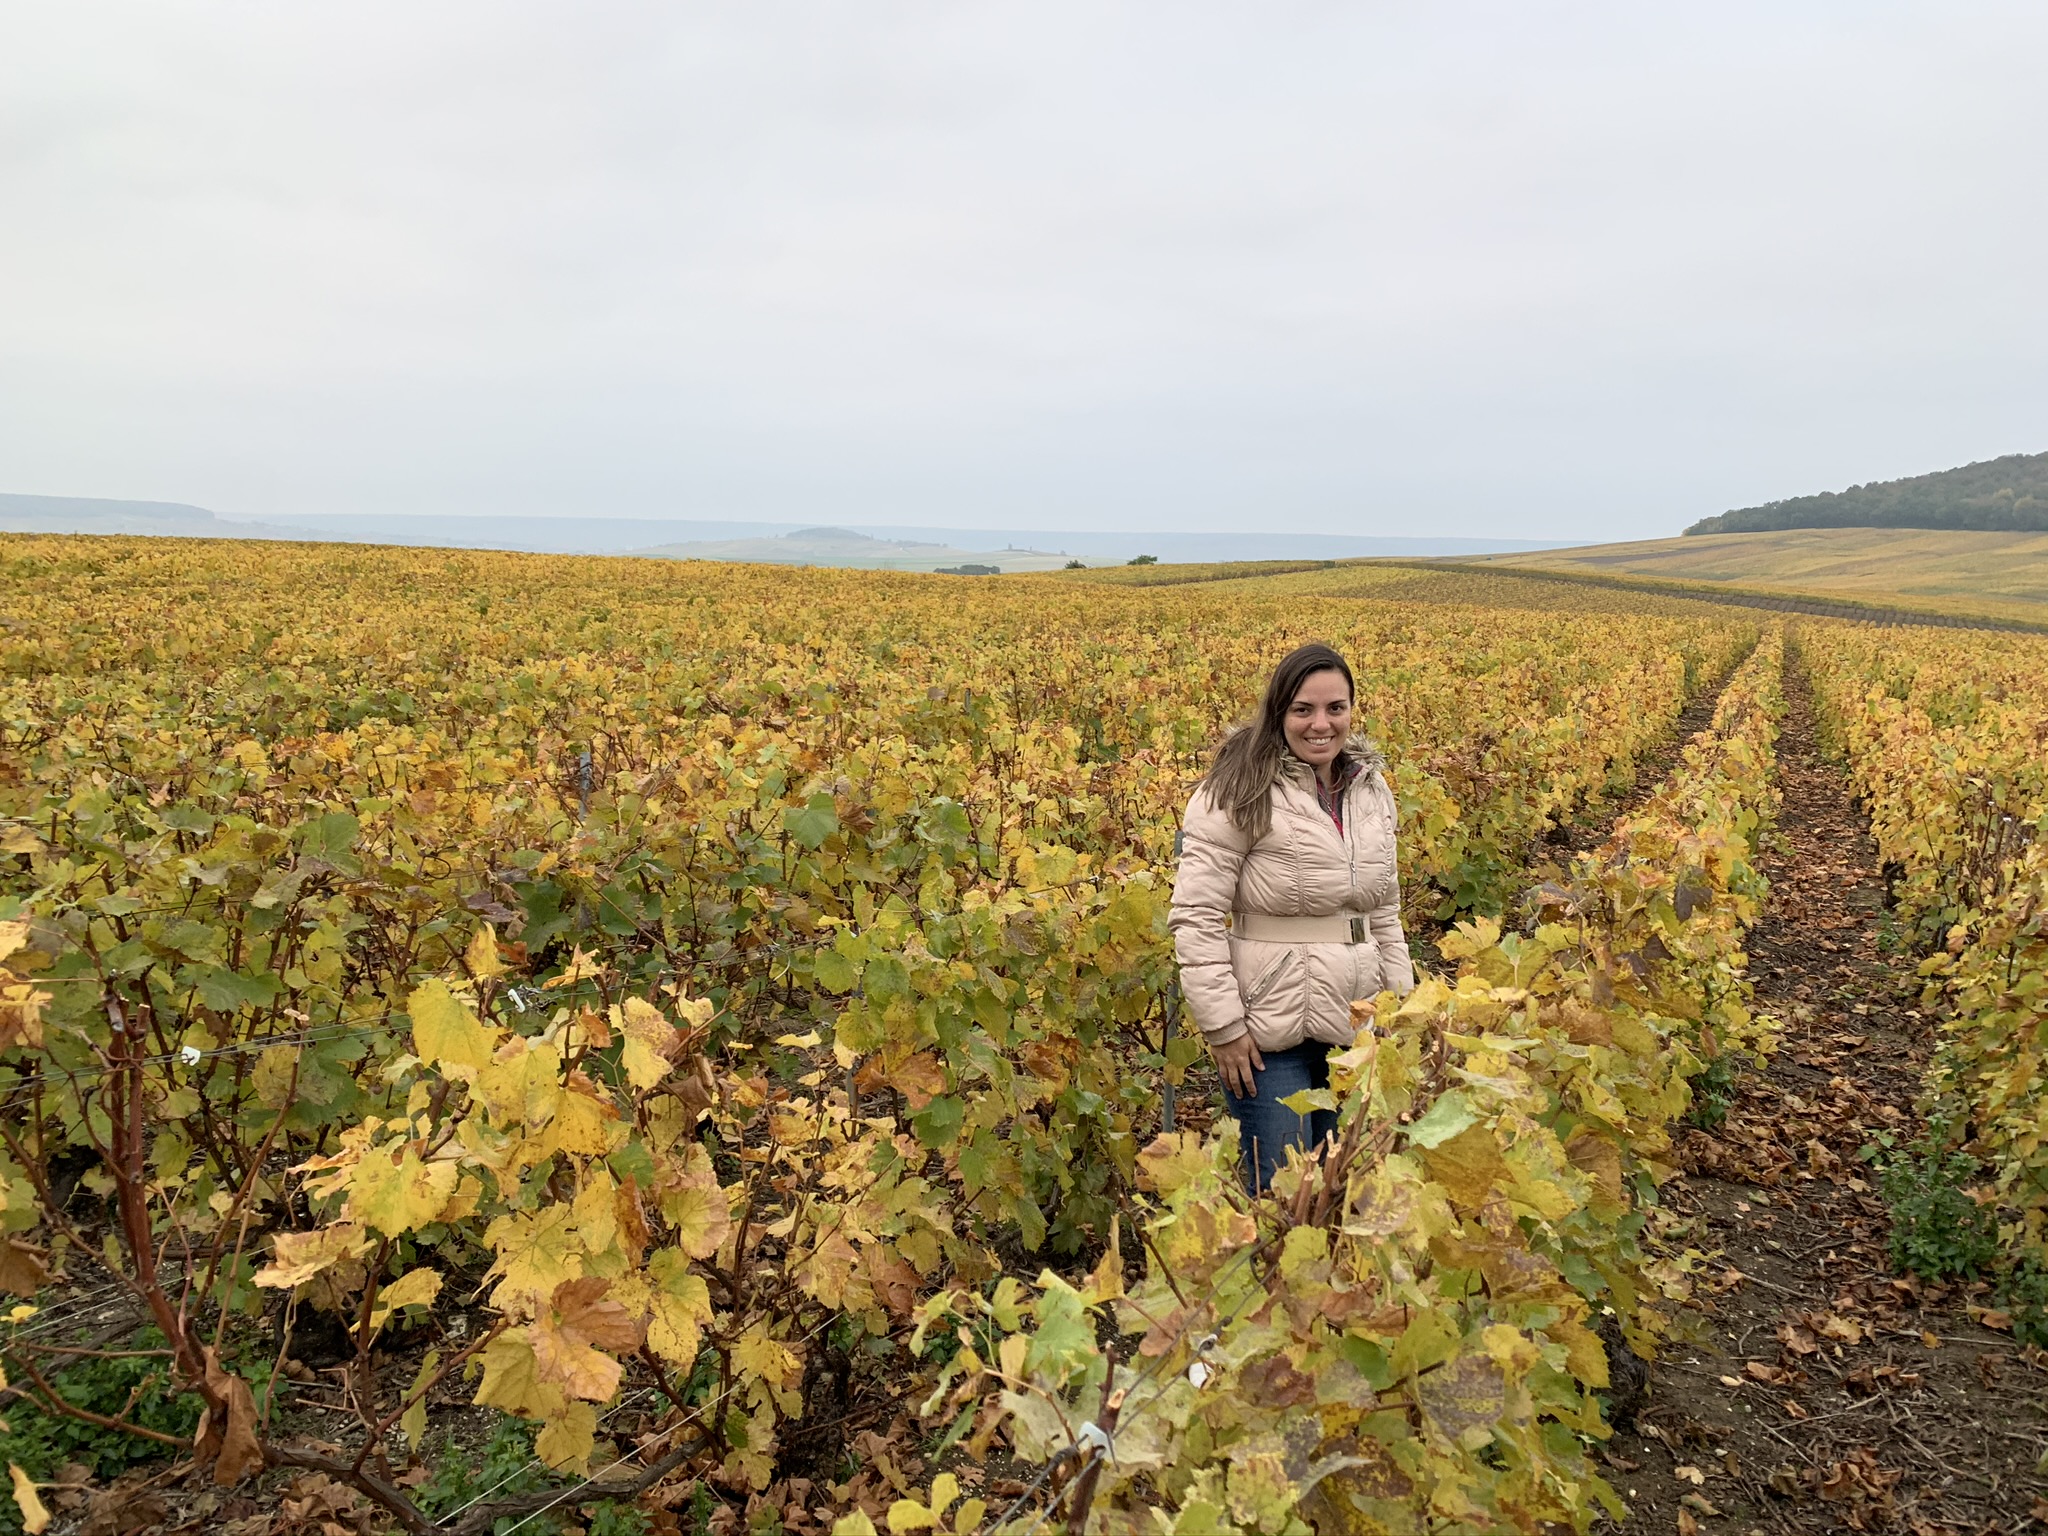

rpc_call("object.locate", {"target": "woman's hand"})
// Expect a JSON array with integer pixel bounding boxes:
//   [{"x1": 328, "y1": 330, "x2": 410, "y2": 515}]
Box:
[{"x1": 1212, "y1": 1033, "x2": 1265, "y2": 1098}]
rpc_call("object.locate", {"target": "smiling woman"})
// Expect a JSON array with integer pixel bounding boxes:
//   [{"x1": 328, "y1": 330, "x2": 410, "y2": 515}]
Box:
[{"x1": 1167, "y1": 642, "x2": 1415, "y2": 1191}]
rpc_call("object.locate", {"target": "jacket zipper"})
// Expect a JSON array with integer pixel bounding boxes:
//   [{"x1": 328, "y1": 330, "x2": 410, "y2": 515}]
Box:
[
  {"x1": 1243, "y1": 948, "x2": 1296, "y2": 1005},
  {"x1": 1344, "y1": 777, "x2": 1356, "y2": 893},
  {"x1": 1340, "y1": 775, "x2": 1363, "y2": 999}
]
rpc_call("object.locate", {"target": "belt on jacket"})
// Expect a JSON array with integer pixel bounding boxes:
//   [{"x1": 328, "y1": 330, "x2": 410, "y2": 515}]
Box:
[{"x1": 1231, "y1": 911, "x2": 1374, "y2": 944}]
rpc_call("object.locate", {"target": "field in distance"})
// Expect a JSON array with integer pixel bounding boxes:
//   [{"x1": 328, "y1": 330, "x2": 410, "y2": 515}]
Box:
[{"x1": 1465, "y1": 525, "x2": 2048, "y2": 626}]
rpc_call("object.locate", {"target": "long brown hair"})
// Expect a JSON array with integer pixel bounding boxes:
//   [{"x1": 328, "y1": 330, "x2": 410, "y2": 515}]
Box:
[{"x1": 1200, "y1": 643, "x2": 1356, "y2": 842}]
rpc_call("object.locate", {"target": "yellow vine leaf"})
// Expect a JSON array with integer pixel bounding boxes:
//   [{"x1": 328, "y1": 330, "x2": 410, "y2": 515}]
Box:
[
  {"x1": 1135, "y1": 1131, "x2": 1212, "y2": 1197},
  {"x1": 732, "y1": 1322, "x2": 802, "y2": 1403},
  {"x1": 250, "y1": 1044, "x2": 301, "y2": 1110},
  {"x1": 254, "y1": 1221, "x2": 370, "y2": 1289},
  {"x1": 1416, "y1": 1124, "x2": 1509, "y2": 1212},
  {"x1": 616, "y1": 997, "x2": 678, "y2": 1090},
  {"x1": 890, "y1": 1472, "x2": 961, "y2": 1530},
  {"x1": 400, "y1": 1347, "x2": 440, "y2": 1446},
  {"x1": 484, "y1": 1204, "x2": 582, "y2": 1309},
  {"x1": 543, "y1": 947, "x2": 602, "y2": 990},
  {"x1": 671, "y1": 993, "x2": 716, "y2": 1031},
  {"x1": 439, "y1": 1172, "x2": 483, "y2": 1226},
  {"x1": 802, "y1": 1230, "x2": 859, "y2": 1310},
  {"x1": 534, "y1": 1401, "x2": 600, "y2": 1474},
  {"x1": 347, "y1": 1142, "x2": 459, "y2": 1237},
  {"x1": 464, "y1": 923, "x2": 506, "y2": 981},
  {"x1": 369, "y1": 1267, "x2": 443, "y2": 1331},
  {"x1": 640, "y1": 1247, "x2": 714, "y2": 1366},
  {"x1": 570, "y1": 1171, "x2": 619, "y2": 1255},
  {"x1": 475, "y1": 1038, "x2": 564, "y2": 1128},
  {"x1": 7, "y1": 1465, "x2": 46, "y2": 1535},
  {"x1": 474, "y1": 1330, "x2": 564, "y2": 1420},
  {"x1": 539, "y1": 1081, "x2": 620, "y2": 1159},
  {"x1": 662, "y1": 1145, "x2": 732, "y2": 1260},
  {"x1": 408, "y1": 978, "x2": 501, "y2": 1081}
]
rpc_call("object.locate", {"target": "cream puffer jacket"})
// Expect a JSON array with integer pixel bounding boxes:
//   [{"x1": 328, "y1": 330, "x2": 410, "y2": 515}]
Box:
[{"x1": 1169, "y1": 742, "x2": 1414, "y2": 1051}]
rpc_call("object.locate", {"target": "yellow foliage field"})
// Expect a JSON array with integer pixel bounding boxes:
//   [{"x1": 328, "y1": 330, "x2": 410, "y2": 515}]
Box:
[{"x1": 0, "y1": 534, "x2": 1799, "y2": 1531}]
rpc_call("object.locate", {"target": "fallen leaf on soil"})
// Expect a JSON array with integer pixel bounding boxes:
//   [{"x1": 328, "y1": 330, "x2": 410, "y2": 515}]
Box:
[
  {"x1": 1813, "y1": 1312, "x2": 1864, "y2": 1345},
  {"x1": 1744, "y1": 1361, "x2": 1786, "y2": 1383},
  {"x1": 1778, "y1": 1322, "x2": 1821, "y2": 1357},
  {"x1": 1673, "y1": 1464, "x2": 1706, "y2": 1484},
  {"x1": 280, "y1": 1472, "x2": 370, "y2": 1536},
  {"x1": 81, "y1": 1488, "x2": 169, "y2": 1536}
]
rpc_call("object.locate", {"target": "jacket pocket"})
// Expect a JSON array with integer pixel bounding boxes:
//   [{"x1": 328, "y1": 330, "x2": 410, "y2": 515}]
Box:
[
  {"x1": 1350, "y1": 933, "x2": 1384, "y2": 1001},
  {"x1": 1231, "y1": 938, "x2": 1311, "y2": 1051},
  {"x1": 1242, "y1": 946, "x2": 1298, "y2": 1007}
]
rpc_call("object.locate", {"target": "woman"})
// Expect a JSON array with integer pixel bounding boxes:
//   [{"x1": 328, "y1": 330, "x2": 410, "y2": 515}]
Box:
[{"x1": 1169, "y1": 642, "x2": 1415, "y2": 1192}]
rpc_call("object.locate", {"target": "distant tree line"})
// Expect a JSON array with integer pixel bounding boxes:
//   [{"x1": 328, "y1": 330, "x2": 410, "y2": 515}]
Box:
[{"x1": 1686, "y1": 450, "x2": 2048, "y2": 535}]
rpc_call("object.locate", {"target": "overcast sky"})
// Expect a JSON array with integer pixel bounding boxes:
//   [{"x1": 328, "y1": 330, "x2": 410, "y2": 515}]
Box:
[{"x1": 4, "y1": 3, "x2": 2045, "y2": 542}]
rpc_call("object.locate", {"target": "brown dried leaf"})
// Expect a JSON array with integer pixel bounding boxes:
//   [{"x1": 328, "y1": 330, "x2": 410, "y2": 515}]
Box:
[
  {"x1": 1813, "y1": 1312, "x2": 1863, "y2": 1345},
  {"x1": 530, "y1": 1277, "x2": 644, "y2": 1402},
  {"x1": 200, "y1": 1348, "x2": 265, "y2": 1486},
  {"x1": 891, "y1": 1052, "x2": 947, "y2": 1113},
  {"x1": 863, "y1": 1243, "x2": 920, "y2": 1320},
  {"x1": 0, "y1": 1241, "x2": 49, "y2": 1298},
  {"x1": 1777, "y1": 1322, "x2": 1821, "y2": 1357}
]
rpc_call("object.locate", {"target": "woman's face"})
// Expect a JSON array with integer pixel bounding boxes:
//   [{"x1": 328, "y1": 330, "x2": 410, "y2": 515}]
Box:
[{"x1": 1283, "y1": 668, "x2": 1352, "y2": 771}]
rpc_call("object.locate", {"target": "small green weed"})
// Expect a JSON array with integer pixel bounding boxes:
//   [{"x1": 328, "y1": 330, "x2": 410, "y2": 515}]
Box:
[
  {"x1": 0, "y1": 1328, "x2": 203, "y2": 1535},
  {"x1": 1685, "y1": 1054, "x2": 1742, "y2": 1130},
  {"x1": 2000, "y1": 1259, "x2": 2048, "y2": 1351},
  {"x1": 415, "y1": 1417, "x2": 558, "y2": 1534},
  {"x1": 590, "y1": 1500, "x2": 653, "y2": 1536},
  {"x1": 1866, "y1": 1134, "x2": 2000, "y2": 1280},
  {"x1": 414, "y1": 1413, "x2": 650, "y2": 1536}
]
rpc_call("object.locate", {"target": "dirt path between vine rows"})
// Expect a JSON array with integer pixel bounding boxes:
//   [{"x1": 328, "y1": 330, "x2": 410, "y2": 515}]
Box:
[{"x1": 1610, "y1": 653, "x2": 2048, "y2": 1536}]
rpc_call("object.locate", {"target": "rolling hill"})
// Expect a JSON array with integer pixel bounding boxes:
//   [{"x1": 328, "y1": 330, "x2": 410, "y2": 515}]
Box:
[
  {"x1": 1473, "y1": 527, "x2": 2048, "y2": 625},
  {"x1": 0, "y1": 493, "x2": 309, "y2": 540},
  {"x1": 1685, "y1": 450, "x2": 2048, "y2": 535}
]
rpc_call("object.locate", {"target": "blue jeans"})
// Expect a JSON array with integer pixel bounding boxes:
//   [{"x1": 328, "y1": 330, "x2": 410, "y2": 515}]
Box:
[{"x1": 1222, "y1": 1040, "x2": 1337, "y2": 1193}]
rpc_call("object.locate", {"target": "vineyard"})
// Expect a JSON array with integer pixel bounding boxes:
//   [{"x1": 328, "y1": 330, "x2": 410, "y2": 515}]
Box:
[{"x1": 0, "y1": 534, "x2": 2041, "y2": 1534}]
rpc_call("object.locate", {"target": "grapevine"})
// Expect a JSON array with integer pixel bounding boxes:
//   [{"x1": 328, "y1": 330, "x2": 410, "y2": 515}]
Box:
[{"x1": 0, "y1": 535, "x2": 1762, "y2": 1531}]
